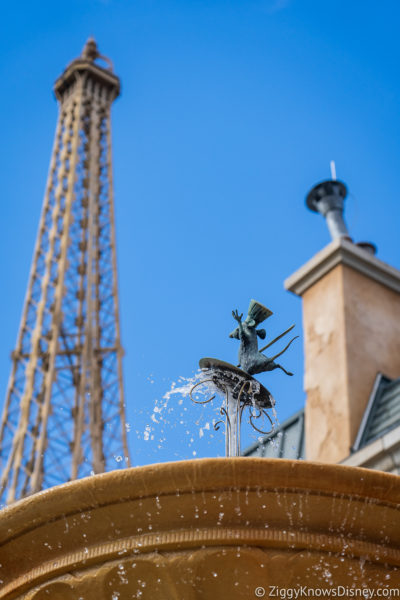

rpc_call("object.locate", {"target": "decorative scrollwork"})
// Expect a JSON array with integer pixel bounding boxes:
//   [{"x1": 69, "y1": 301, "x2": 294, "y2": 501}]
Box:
[
  {"x1": 190, "y1": 365, "x2": 276, "y2": 456},
  {"x1": 189, "y1": 379, "x2": 216, "y2": 404},
  {"x1": 213, "y1": 419, "x2": 225, "y2": 432},
  {"x1": 249, "y1": 408, "x2": 274, "y2": 435}
]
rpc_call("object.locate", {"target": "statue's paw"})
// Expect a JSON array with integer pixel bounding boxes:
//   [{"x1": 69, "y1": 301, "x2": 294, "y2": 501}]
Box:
[{"x1": 232, "y1": 309, "x2": 243, "y2": 322}]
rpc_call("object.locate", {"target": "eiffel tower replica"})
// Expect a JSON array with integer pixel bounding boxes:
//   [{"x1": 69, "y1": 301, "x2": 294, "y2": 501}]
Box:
[{"x1": 0, "y1": 39, "x2": 131, "y2": 505}]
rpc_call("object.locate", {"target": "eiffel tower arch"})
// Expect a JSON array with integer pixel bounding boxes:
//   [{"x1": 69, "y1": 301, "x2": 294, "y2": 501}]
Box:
[{"x1": 0, "y1": 39, "x2": 131, "y2": 505}]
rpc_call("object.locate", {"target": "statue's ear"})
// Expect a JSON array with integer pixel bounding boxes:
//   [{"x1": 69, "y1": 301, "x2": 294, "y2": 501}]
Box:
[
  {"x1": 229, "y1": 328, "x2": 240, "y2": 339},
  {"x1": 257, "y1": 328, "x2": 266, "y2": 339}
]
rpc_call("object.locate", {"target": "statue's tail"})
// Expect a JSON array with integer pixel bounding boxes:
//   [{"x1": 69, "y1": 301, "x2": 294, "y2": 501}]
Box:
[{"x1": 268, "y1": 335, "x2": 299, "y2": 362}]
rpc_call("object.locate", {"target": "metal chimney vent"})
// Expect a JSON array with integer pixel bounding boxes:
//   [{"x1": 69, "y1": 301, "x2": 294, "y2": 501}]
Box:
[{"x1": 306, "y1": 180, "x2": 350, "y2": 241}]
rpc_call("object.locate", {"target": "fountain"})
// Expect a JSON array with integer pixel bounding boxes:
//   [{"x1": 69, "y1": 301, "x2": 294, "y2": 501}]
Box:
[
  {"x1": 190, "y1": 300, "x2": 297, "y2": 456},
  {"x1": 1, "y1": 301, "x2": 400, "y2": 597}
]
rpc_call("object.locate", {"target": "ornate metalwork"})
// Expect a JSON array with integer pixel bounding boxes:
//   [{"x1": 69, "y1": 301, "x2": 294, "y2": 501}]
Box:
[
  {"x1": 192, "y1": 300, "x2": 297, "y2": 457},
  {"x1": 0, "y1": 39, "x2": 130, "y2": 504},
  {"x1": 192, "y1": 359, "x2": 276, "y2": 457}
]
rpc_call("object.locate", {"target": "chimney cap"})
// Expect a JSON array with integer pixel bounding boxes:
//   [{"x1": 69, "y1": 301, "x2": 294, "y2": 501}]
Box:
[{"x1": 306, "y1": 180, "x2": 347, "y2": 213}]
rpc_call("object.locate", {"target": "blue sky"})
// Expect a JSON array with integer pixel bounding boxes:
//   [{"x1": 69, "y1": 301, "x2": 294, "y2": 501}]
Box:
[{"x1": 0, "y1": 0, "x2": 399, "y2": 465}]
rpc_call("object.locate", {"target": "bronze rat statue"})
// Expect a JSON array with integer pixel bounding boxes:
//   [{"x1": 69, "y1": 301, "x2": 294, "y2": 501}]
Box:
[{"x1": 230, "y1": 300, "x2": 297, "y2": 377}]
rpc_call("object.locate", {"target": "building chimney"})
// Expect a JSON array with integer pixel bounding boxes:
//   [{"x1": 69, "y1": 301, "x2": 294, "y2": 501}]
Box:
[
  {"x1": 306, "y1": 179, "x2": 350, "y2": 241},
  {"x1": 285, "y1": 179, "x2": 400, "y2": 463}
]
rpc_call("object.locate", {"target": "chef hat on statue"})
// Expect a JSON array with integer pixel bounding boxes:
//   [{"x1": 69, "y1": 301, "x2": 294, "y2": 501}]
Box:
[{"x1": 245, "y1": 300, "x2": 273, "y2": 327}]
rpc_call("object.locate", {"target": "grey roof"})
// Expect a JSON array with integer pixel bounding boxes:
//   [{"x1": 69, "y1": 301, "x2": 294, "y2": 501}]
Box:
[
  {"x1": 243, "y1": 372, "x2": 400, "y2": 460},
  {"x1": 243, "y1": 409, "x2": 305, "y2": 459},
  {"x1": 352, "y1": 373, "x2": 400, "y2": 452}
]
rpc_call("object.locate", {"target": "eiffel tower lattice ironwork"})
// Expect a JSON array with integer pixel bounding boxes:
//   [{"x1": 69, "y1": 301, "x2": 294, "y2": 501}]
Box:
[{"x1": 0, "y1": 39, "x2": 131, "y2": 505}]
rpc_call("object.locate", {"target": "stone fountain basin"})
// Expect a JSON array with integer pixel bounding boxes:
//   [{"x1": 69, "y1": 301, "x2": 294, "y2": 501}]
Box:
[{"x1": 0, "y1": 458, "x2": 399, "y2": 598}]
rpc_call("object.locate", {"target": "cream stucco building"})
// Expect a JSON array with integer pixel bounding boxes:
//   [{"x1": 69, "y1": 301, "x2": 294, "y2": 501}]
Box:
[{"x1": 245, "y1": 181, "x2": 400, "y2": 474}]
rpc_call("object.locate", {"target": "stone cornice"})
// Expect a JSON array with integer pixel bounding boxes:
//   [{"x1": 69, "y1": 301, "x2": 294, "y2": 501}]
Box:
[{"x1": 284, "y1": 238, "x2": 400, "y2": 296}]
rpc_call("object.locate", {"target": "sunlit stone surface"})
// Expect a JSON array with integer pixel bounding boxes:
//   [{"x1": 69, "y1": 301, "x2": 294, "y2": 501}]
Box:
[{"x1": 1, "y1": 458, "x2": 399, "y2": 598}]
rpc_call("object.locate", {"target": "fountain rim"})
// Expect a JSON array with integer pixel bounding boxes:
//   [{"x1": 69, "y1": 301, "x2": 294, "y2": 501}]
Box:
[{"x1": 1, "y1": 457, "x2": 399, "y2": 543}]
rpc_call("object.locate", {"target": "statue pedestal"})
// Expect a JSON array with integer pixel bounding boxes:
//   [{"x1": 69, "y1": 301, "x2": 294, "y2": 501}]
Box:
[
  {"x1": 198, "y1": 358, "x2": 275, "y2": 456},
  {"x1": 1, "y1": 458, "x2": 399, "y2": 598}
]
